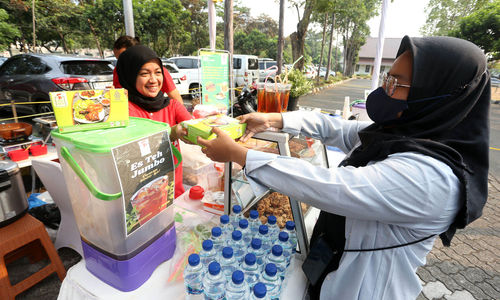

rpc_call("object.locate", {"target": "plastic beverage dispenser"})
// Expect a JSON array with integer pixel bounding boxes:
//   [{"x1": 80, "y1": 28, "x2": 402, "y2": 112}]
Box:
[{"x1": 52, "y1": 117, "x2": 181, "y2": 291}]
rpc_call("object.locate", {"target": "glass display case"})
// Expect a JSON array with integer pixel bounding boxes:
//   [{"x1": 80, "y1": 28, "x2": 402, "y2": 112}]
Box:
[{"x1": 223, "y1": 130, "x2": 330, "y2": 257}]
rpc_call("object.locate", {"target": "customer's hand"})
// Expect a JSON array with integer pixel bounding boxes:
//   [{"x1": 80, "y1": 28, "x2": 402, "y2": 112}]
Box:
[
  {"x1": 197, "y1": 127, "x2": 248, "y2": 166},
  {"x1": 237, "y1": 113, "x2": 284, "y2": 142}
]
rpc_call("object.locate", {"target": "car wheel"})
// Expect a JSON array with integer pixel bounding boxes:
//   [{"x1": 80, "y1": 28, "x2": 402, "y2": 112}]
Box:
[
  {"x1": 37, "y1": 103, "x2": 53, "y2": 114},
  {"x1": 190, "y1": 84, "x2": 201, "y2": 100}
]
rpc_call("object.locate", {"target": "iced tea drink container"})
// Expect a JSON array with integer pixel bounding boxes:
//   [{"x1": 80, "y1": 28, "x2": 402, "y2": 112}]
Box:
[
  {"x1": 257, "y1": 83, "x2": 266, "y2": 112},
  {"x1": 265, "y1": 83, "x2": 281, "y2": 113},
  {"x1": 280, "y1": 84, "x2": 291, "y2": 112}
]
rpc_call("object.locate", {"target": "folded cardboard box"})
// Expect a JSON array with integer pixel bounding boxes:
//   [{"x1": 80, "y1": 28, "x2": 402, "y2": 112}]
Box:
[{"x1": 182, "y1": 114, "x2": 246, "y2": 145}]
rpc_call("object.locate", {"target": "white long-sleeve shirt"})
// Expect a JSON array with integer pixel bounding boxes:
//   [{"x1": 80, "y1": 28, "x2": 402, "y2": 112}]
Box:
[{"x1": 244, "y1": 111, "x2": 461, "y2": 300}]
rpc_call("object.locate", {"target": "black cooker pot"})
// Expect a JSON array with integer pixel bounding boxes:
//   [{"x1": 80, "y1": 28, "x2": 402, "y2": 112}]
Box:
[{"x1": 0, "y1": 160, "x2": 29, "y2": 227}]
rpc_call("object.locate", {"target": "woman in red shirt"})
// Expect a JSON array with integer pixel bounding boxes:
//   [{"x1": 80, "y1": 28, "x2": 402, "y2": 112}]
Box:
[{"x1": 116, "y1": 45, "x2": 192, "y2": 198}]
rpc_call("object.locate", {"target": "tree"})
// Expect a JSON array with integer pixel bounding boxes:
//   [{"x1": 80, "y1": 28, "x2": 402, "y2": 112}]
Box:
[
  {"x1": 289, "y1": 0, "x2": 316, "y2": 71},
  {"x1": 82, "y1": 0, "x2": 124, "y2": 52},
  {"x1": 0, "y1": 8, "x2": 19, "y2": 50},
  {"x1": 234, "y1": 29, "x2": 276, "y2": 58},
  {"x1": 450, "y1": 1, "x2": 499, "y2": 60},
  {"x1": 180, "y1": 0, "x2": 209, "y2": 55},
  {"x1": 421, "y1": 0, "x2": 490, "y2": 36}
]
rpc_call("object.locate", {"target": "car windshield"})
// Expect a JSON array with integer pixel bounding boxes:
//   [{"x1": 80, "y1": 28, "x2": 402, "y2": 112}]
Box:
[
  {"x1": 61, "y1": 61, "x2": 113, "y2": 75},
  {"x1": 164, "y1": 64, "x2": 178, "y2": 73}
]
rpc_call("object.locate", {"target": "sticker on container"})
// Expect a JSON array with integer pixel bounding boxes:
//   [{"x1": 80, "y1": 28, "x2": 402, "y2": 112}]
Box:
[{"x1": 111, "y1": 130, "x2": 175, "y2": 236}]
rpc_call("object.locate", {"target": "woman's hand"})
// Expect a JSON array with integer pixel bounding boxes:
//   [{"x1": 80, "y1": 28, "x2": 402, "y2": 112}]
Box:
[
  {"x1": 170, "y1": 124, "x2": 188, "y2": 141},
  {"x1": 197, "y1": 127, "x2": 248, "y2": 166},
  {"x1": 237, "y1": 112, "x2": 284, "y2": 142}
]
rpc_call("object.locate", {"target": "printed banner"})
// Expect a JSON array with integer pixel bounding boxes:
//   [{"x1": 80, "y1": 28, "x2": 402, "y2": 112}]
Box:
[{"x1": 200, "y1": 50, "x2": 230, "y2": 109}]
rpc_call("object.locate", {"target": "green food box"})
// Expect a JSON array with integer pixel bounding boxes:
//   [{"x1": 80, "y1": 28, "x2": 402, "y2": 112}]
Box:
[
  {"x1": 182, "y1": 114, "x2": 246, "y2": 145},
  {"x1": 50, "y1": 88, "x2": 129, "y2": 133}
]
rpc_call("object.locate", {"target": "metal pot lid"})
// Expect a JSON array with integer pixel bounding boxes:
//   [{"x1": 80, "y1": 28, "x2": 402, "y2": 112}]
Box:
[{"x1": 0, "y1": 160, "x2": 20, "y2": 175}]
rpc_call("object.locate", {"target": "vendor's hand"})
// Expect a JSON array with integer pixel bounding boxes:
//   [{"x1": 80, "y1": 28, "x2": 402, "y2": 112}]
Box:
[
  {"x1": 170, "y1": 124, "x2": 188, "y2": 142},
  {"x1": 237, "y1": 112, "x2": 284, "y2": 142},
  {"x1": 197, "y1": 127, "x2": 248, "y2": 166}
]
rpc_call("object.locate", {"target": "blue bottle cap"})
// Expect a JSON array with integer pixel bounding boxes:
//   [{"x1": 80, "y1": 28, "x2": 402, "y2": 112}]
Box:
[
  {"x1": 253, "y1": 282, "x2": 267, "y2": 298},
  {"x1": 259, "y1": 225, "x2": 268, "y2": 235},
  {"x1": 244, "y1": 253, "x2": 256, "y2": 265},
  {"x1": 265, "y1": 263, "x2": 277, "y2": 276},
  {"x1": 220, "y1": 214, "x2": 230, "y2": 224},
  {"x1": 251, "y1": 238, "x2": 262, "y2": 249},
  {"x1": 188, "y1": 253, "x2": 200, "y2": 266},
  {"x1": 208, "y1": 261, "x2": 221, "y2": 275},
  {"x1": 239, "y1": 219, "x2": 249, "y2": 229},
  {"x1": 267, "y1": 215, "x2": 277, "y2": 225},
  {"x1": 232, "y1": 270, "x2": 245, "y2": 284},
  {"x1": 232, "y1": 205, "x2": 242, "y2": 214},
  {"x1": 232, "y1": 230, "x2": 242, "y2": 241},
  {"x1": 211, "y1": 226, "x2": 222, "y2": 237},
  {"x1": 279, "y1": 231, "x2": 289, "y2": 242},
  {"x1": 249, "y1": 210, "x2": 259, "y2": 219},
  {"x1": 271, "y1": 245, "x2": 283, "y2": 256},
  {"x1": 285, "y1": 220, "x2": 295, "y2": 230},
  {"x1": 222, "y1": 246, "x2": 233, "y2": 258},
  {"x1": 202, "y1": 239, "x2": 213, "y2": 251}
]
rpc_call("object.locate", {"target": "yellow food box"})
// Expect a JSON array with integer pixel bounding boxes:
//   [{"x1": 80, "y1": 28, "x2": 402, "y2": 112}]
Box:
[
  {"x1": 182, "y1": 114, "x2": 246, "y2": 145},
  {"x1": 50, "y1": 89, "x2": 129, "y2": 133}
]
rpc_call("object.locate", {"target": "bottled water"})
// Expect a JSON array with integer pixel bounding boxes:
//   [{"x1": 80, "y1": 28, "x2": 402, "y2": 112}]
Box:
[
  {"x1": 183, "y1": 253, "x2": 203, "y2": 299},
  {"x1": 264, "y1": 245, "x2": 286, "y2": 279},
  {"x1": 238, "y1": 219, "x2": 252, "y2": 244},
  {"x1": 284, "y1": 220, "x2": 297, "y2": 250},
  {"x1": 260, "y1": 263, "x2": 282, "y2": 300},
  {"x1": 240, "y1": 253, "x2": 260, "y2": 290},
  {"x1": 230, "y1": 205, "x2": 243, "y2": 228},
  {"x1": 250, "y1": 282, "x2": 269, "y2": 300},
  {"x1": 225, "y1": 270, "x2": 249, "y2": 299},
  {"x1": 247, "y1": 238, "x2": 266, "y2": 266},
  {"x1": 211, "y1": 226, "x2": 224, "y2": 251},
  {"x1": 256, "y1": 225, "x2": 272, "y2": 252},
  {"x1": 203, "y1": 261, "x2": 226, "y2": 300},
  {"x1": 199, "y1": 239, "x2": 217, "y2": 267},
  {"x1": 219, "y1": 214, "x2": 233, "y2": 238},
  {"x1": 219, "y1": 246, "x2": 236, "y2": 280},
  {"x1": 229, "y1": 230, "x2": 246, "y2": 264},
  {"x1": 248, "y1": 210, "x2": 262, "y2": 236},
  {"x1": 266, "y1": 215, "x2": 280, "y2": 240},
  {"x1": 275, "y1": 231, "x2": 293, "y2": 266}
]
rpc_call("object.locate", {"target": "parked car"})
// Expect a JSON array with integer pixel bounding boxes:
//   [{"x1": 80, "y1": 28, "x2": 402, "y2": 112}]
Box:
[
  {"x1": 304, "y1": 65, "x2": 317, "y2": 79},
  {"x1": 319, "y1": 67, "x2": 336, "y2": 78},
  {"x1": 0, "y1": 57, "x2": 7, "y2": 67},
  {"x1": 161, "y1": 60, "x2": 189, "y2": 96},
  {"x1": 233, "y1": 54, "x2": 259, "y2": 87},
  {"x1": 258, "y1": 58, "x2": 278, "y2": 82},
  {"x1": 105, "y1": 56, "x2": 117, "y2": 67},
  {"x1": 0, "y1": 53, "x2": 114, "y2": 114},
  {"x1": 168, "y1": 56, "x2": 201, "y2": 99}
]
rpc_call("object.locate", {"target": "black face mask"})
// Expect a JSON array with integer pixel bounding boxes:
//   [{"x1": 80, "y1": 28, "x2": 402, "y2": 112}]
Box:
[{"x1": 366, "y1": 87, "x2": 408, "y2": 125}]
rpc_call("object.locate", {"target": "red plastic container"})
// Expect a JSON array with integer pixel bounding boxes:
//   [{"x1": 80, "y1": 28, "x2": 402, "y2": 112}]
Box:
[
  {"x1": 8, "y1": 149, "x2": 29, "y2": 161},
  {"x1": 30, "y1": 145, "x2": 48, "y2": 156}
]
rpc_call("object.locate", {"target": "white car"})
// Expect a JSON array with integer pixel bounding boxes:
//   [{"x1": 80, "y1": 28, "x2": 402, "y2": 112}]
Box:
[
  {"x1": 233, "y1": 54, "x2": 260, "y2": 87},
  {"x1": 168, "y1": 56, "x2": 201, "y2": 99},
  {"x1": 258, "y1": 58, "x2": 278, "y2": 82},
  {"x1": 162, "y1": 61, "x2": 189, "y2": 96},
  {"x1": 304, "y1": 65, "x2": 317, "y2": 79},
  {"x1": 319, "y1": 67, "x2": 336, "y2": 78}
]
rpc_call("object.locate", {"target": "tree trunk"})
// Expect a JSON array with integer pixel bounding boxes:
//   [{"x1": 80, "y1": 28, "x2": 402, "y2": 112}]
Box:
[
  {"x1": 56, "y1": 28, "x2": 68, "y2": 54},
  {"x1": 325, "y1": 12, "x2": 335, "y2": 81},
  {"x1": 315, "y1": 13, "x2": 328, "y2": 84},
  {"x1": 277, "y1": 0, "x2": 285, "y2": 75},
  {"x1": 87, "y1": 19, "x2": 103, "y2": 58},
  {"x1": 290, "y1": 0, "x2": 316, "y2": 71}
]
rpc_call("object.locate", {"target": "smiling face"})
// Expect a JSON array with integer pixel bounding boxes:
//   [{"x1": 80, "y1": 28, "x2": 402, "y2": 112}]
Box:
[{"x1": 135, "y1": 60, "x2": 163, "y2": 98}]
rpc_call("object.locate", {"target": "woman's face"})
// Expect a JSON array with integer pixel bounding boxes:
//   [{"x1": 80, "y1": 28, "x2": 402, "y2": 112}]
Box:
[
  {"x1": 385, "y1": 50, "x2": 413, "y2": 101},
  {"x1": 135, "y1": 60, "x2": 163, "y2": 98}
]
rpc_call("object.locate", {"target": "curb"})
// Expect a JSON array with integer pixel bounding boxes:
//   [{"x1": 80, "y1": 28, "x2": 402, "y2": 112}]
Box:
[{"x1": 308, "y1": 78, "x2": 356, "y2": 95}]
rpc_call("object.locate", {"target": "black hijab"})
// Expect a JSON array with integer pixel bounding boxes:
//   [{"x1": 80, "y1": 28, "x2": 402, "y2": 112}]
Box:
[{"x1": 116, "y1": 45, "x2": 170, "y2": 112}]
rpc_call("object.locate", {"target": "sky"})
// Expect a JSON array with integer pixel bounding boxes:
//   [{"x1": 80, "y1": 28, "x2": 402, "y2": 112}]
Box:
[{"x1": 247, "y1": 0, "x2": 430, "y2": 38}]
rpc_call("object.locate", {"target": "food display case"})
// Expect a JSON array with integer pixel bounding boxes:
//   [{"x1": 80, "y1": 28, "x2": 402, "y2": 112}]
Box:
[{"x1": 223, "y1": 130, "x2": 330, "y2": 258}]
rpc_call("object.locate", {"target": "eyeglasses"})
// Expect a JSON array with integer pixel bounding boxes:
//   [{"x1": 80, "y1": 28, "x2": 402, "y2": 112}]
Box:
[{"x1": 380, "y1": 72, "x2": 411, "y2": 96}]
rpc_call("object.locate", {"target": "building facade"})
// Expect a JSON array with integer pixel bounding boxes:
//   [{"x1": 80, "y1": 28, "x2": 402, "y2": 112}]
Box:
[{"x1": 355, "y1": 37, "x2": 402, "y2": 76}]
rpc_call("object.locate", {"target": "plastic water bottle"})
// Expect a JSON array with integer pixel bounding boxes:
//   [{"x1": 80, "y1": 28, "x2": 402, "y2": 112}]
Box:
[
  {"x1": 199, "y1": 240, "x2": 217, "y2": 267},
  {"x1": 264, "y1": 245, "x2": 286, "y2": 279},
  {"x1": 266, "y1": 215, "x2": 280, "y2": 240},
  {"x1": 260, "y1": 263, "x2": 282, "y2": 300},
  {"x1": 240, "y1": 253, "x2": 259, "y2": 290},
  {"x1": 248, "y1": 210, "x2": 262, "y2": 236},
  {"x1": 219, "y1": 246, "x2": 236, "y2": 280},
  {"x1": 225, "y1": 270, "x2": 249, "y2": 299},
  {"x1": 220, "y1": 214, "x2": 233, "y2": 238},
  {"x1": 211, "y1": 227, "x2": 224, "y2": 251},
  {"x1": 250, "y1": 282, "x2": 269, "y2": 300},
  {"x1": 203, "y1": 261, "x2": 226, "y2": 300},
  {"x1": 275, "y1": 231, "x2": 293, "y2": 266},
  {"x1": 230, "y1": 205, "x2": 243, "y2": 228},
  {"x1": 284, "y1": 220, "x2": 297, "y2": 250},
  {"x1": 229, "y1": 230, "x2": 246, "y2": 264},
  {"x1": 256, "y1": 225, "x2": 272, "y2": 252},
  {"x1": 247, "y1": 238, "x2": 266, "y2": 266},
  {"x1": 238, "y1": 219, "x2": 252, "y2": 244},
  {"x1": 183, "y1": 253, "x2": 204, "y2": 299}
]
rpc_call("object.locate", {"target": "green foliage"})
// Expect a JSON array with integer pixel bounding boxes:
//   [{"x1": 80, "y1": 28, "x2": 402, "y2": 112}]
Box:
[
  {"x1": 0, "y1": 8, "x2": 19, "y2": 50},
  {"x1": 234, "y1": 29, "x2": 276, "y2": 58},
  {"x1": 450, "y1": 1, "x2": 499, "y2": 60},
  {"x1": 281, "y1": 68, "x2": 313, "y2": 98}
]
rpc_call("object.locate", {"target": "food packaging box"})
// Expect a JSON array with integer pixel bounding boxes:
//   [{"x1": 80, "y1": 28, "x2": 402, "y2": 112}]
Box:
[
  {"x1": 201, "y1": 191, "x2": 225, "y2": 215},
  {"x1": 181, "y1": 114, "x2": 246, "y2": 145},
  {"x1": 50, "y1": 89, "x2": 129, "y2": 133}
]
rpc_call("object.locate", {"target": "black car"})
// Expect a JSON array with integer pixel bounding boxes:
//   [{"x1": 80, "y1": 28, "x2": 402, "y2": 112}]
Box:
[{"x1": 0, "y1": 54, "x2": 114, "y2": 114}]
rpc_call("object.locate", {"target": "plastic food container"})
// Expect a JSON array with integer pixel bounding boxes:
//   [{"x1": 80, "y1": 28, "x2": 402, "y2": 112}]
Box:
[
  {"x1": 8, "y1": 149, "x2": 29, "y2": 161},
  {"x1": 189, "y1": 185, "x2": 205, "y2": 201},
  {"x1": 29, "y1": 145, "x2": 48, "y2": 156}
]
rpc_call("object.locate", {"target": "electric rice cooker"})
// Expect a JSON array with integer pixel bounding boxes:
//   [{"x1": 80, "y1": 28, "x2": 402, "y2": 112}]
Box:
[{"x1": 0, "y1": 160, "x2": 29, "y2": 227}]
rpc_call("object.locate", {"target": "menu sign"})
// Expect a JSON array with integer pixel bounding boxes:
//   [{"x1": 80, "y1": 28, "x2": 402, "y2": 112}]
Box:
[
  {"x1": 112, "y1": 131, "x2": 175, "y2": 236},
  {"x1": 200, "y1": 50, "x2": 230, "y2": 109}
]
